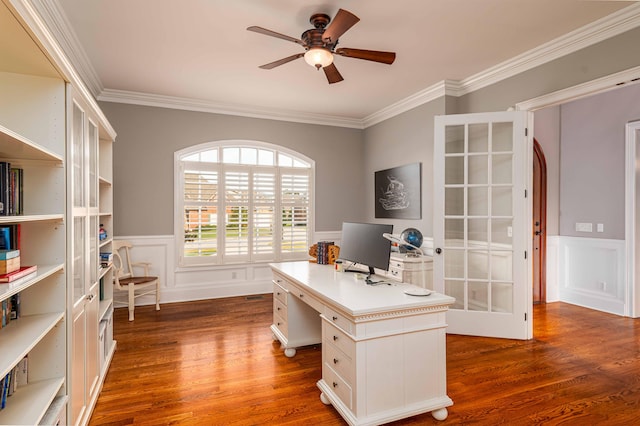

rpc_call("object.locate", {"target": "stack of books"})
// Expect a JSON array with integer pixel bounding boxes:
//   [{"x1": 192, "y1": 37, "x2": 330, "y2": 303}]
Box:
[
  {"x1": 0, "y1": 249, "x2": 36, "y2": 284},
  {"x1": 0, "y1": 249, "x2": 19, "y2": 274}
]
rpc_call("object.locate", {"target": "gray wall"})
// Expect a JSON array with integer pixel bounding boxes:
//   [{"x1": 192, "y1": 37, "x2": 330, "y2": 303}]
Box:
[
  {"x1": 558, "y1": 83, "x2": 640, "y2": 239},
  {"x1": 362, "y1": 98, "x2": 446, "y2": 236},
  {"x1": 534, "y1": 105, "x2": 561, "y2": 236},
  {"x1": 455, "y1": 27, "x2": 640, "y2": 114},
  {"x1": 103, "y1": 25, "x2": 640, "y2": 240},
  {"x1": 99, "y1": 102, "x2": 365, "y2": 236}
]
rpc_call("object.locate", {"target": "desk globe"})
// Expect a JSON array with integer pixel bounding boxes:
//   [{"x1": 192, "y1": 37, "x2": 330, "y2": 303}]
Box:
[{"x1": 399, "y1": 228, "x2": 423, "y2": 256}]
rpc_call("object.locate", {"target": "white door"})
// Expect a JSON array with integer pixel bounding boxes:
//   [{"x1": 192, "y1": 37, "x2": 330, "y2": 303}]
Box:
[{"x1": 433, "y1": 111, "x2": 533, "y2": 339}]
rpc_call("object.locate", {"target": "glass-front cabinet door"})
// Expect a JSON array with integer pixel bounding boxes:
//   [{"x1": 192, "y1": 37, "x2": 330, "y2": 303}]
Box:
[
  {"x1": 434, "y1": 111, "x2": 532, "y2": 340},
  {"x1": 68, "y1": 89, "x2": 101, "y2": 426}
]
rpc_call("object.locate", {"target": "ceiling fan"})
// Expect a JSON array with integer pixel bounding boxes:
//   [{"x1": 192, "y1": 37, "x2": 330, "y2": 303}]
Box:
[{"x1": 247, "y1": 9, "x2": 396, "y2": 84}]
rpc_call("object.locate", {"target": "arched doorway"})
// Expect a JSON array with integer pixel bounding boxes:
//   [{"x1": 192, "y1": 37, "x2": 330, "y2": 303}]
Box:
[{"x1": 533, "y1": 139, "x2": 547, "y2": 304}]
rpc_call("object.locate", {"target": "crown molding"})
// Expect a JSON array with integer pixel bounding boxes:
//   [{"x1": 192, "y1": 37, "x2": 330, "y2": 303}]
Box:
[
  {"x1": 30, "y1": 0, "x2": 104, "y2": 98},
  {"x1": 36, "y1": 1, "x2": 640, "y2": 130},
  {"x1": 98, "y1": 89, "x2": 366, "y2": 129},
  {"x1": 365, "y1": 3, "x2": 640, "y2": 125},
  {"x1": 455, "y1": 2, "x2": 640, "y2": 97},
  {"x1": 515, "y1": 65, "x2": 640, "y2": 111}
]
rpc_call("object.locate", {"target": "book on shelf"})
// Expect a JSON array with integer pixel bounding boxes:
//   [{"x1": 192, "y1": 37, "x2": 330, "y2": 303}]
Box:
[
  {"x1": 0, "y1": 225, "x2": 20, "y2": 251},
  {"x1": 10, "y1": 293, "x2": 20, "y2": 320},
  {"x1": 0, "y1": 265, "x2": 36, "y2": 283},
  {"x1": 1, "y1": 298, "x2": 8, "y2": 327},
  {"x1": 0, "y1": 249, "x2": 18, "y2": 260},
  {"x1": 0, "y1": 356, "x2": 28, "y2": 411},
  {"x1": 0, "y1": 162, "x2": 8, "y2": 216},
  {"x1": 0, "y1": 162, "x2": 23, "y2": 217},
  {"x1": 1, "y1": 372, "x2": 9, "y2": 409}
]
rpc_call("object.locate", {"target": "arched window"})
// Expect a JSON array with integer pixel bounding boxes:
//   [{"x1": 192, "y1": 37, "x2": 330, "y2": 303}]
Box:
[{"x1": 175, "y1": 141, "x2": 314, "y2": 267}]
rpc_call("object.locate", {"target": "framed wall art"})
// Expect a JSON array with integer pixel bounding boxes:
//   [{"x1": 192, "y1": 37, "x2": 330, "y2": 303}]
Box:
[{"x1": 375, "y1": 162, "x2": 421, "y2": 219}]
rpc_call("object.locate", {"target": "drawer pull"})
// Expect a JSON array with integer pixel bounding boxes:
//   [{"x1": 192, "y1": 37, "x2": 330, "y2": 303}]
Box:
[
  {"x1": 333, "y1": 382, "x2": 338, "y2": 388},
  {"x1": 333, "y1": 358, "x2": 339, "y2": 364},
  {"x1": 333, "y1": 335, "x2": 338, "y2": 341},
  {"x1": 299, "y1": 293, "x2": 304, "y2": 298},
  {"x1": 277, "y1": 322, "x2": 281, "y2": 326},
  {"x1": 332, "y1": 316, "x2": 338, "y2": 321},
  {"x1": 277, "y1": 307, "x2": 280, "y2": 311},
  {"x1": 276, "y1": 292, "x2": 281, "y2": 296}
]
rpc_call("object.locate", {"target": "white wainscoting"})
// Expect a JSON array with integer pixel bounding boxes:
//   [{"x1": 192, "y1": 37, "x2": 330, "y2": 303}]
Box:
[
  {"x1": 545, "y1": 236, "x2": 560, "y2": 302},
  {"x1": 116, "y1": 231, "x2": 343, "y2": 306},
  {"x1": 557, "y1": 236, "x2": 626, "y2": 315}
]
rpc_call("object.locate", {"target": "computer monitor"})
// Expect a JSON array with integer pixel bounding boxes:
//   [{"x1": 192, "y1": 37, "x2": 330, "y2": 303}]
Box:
[{"x1": 339, "y1": 222, "x2": 393, "y2": 277}]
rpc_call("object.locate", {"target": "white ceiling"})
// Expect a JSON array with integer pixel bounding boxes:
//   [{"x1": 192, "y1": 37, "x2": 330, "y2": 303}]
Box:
[{"x1": 53, "y1": 0, "x2": 637, "y2": 126}]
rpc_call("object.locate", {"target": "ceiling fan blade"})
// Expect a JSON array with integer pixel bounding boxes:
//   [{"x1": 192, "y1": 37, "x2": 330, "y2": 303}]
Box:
[
  {"x1": 259, "y1": 53, "x2": 304, "y2": 69},
  {"x1": 335, "y1": 48, "x2": 396, "y2": 64},
  {"x1": 247, "y1": 26, "x2": 306, "y2": 46},
  {"x1": 322, "y1": 9, "x2": 360, "y2": 44},
  {"x1": 323, "y1": 63, "x2": 344, "y2": 84}
]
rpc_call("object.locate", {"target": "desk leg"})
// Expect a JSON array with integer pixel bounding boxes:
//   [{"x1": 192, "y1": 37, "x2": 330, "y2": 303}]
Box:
[
  {"x1": 320, "y1": 392, "x2": 331, "y2": 405},
  {"x1": 432, "y1": 407, "x2": 448, "y2": 420}
]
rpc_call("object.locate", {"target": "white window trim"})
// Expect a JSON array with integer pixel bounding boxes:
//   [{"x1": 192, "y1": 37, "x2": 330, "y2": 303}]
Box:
[{"x1": 174, "y1": 140, "x2": 315, "y2": 268}]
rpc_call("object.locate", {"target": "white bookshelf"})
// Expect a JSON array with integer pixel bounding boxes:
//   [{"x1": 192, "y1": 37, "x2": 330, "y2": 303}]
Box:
[
  {"x1": 0, "y1": 1, "x2": 67, "y2": 421},
  {"x1": 0, "y1": 1, "x2": 116, "y2": 424}
]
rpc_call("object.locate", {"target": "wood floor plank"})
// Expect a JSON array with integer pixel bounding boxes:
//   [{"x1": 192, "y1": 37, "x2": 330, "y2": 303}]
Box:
[{"x1": 89, "y1": 296, "x2": 640, "y2": 425}]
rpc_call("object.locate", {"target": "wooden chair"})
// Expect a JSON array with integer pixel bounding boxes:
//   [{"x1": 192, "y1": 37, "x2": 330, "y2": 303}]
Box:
[{"x1": 112, "y1": 240, "x2": 160, "y2": 321}]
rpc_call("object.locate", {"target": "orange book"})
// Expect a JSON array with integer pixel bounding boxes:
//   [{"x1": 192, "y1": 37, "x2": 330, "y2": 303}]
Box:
[{"x1": 0, "y1": 257, "x2": 20, "y2": 274}]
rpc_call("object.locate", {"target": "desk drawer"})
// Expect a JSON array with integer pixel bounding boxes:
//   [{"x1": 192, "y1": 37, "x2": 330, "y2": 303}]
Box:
[
  {"x1": 273, "y1": 298, "x2": 287, "y2": 319},
  {"x1": 324, "y1": 306, "x2": 353, "y2": 335},
  {"x1": 388, "y1": 266, "x2": 403, "y2": 280},
  {"x1": 273, "y1": 312, "x2": 288, "y2": 337},
  {"x1": 273, "y1": 281, "x2": 288, "y2": 305},
  {"x1": 323, "y1": 339, "x2": 354, "y2": 383},
  {"x1": 290, "y1": 284, "x2": 323, "y2": 313},
  {"x1": 323, "y1": 364, "x2": 353, "y2": 410},
  {"x1": 323, "y1": 320, "x2": 355, "y2": 359}
]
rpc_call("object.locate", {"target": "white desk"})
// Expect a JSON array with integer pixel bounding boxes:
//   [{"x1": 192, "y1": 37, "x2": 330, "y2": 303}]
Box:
[{"x1": 270, "y1": 261, "x2": 455, "y2": 425}]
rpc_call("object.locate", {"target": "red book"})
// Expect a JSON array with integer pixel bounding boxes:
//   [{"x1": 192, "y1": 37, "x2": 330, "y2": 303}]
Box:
[{"x1": 0, "y1": 265, "x2": 37, "y2": 283}]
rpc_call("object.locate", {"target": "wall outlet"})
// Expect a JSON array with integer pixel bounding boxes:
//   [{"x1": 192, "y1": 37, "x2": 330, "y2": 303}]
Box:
[
  {"x1": 597, "y1": 223, "x2": 604, "y2": 232},
  {"x1": 575, "y1": 222, "x2": 593, "y2": 232}
]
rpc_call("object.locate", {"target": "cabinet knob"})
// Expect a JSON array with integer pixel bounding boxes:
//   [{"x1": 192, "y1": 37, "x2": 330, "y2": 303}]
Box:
[
  {"x1": 277, "y1": 307, "x2": 280, "y2": 311},
  {"x1": 332, "y1": 316, "x2": 338, "y2": 321},
  {"x1": 333, "y1": 335, "x2": 338, "y2": 341},
  {"x1": 333, "y1": 382, "x2": 338, "y2": 388},
  {"x1": 277, "y1": 322, "x2": 281, "y2": 326},
  {"x1": 435, "y1": 248, "x2": 442, "y2": 255},
  {"x1": 299, "y1": 294, "x2": 304, "y2": 298},
  {"x1": 333, "y1": 358, "x2": 338, "y2": 364}
]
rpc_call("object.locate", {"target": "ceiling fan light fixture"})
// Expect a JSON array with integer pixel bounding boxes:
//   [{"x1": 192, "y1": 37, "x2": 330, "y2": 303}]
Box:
[{"x1": 304, "y1": 47, "x2": 333, "y2": 69}]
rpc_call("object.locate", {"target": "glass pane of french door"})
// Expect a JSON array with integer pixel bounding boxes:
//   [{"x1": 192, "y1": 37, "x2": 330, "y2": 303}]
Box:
[
  {"x1": 434, "y1": 111, "x2": 532, "y2": 340},
  {"x1": 443, "y1": 121, "x2": 515, "y2": 314}
]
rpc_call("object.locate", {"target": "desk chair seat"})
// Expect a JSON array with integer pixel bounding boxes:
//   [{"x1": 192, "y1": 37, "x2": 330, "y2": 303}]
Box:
[{"x1": 113, "y1": 240, "x2": 160, "y2": 321}]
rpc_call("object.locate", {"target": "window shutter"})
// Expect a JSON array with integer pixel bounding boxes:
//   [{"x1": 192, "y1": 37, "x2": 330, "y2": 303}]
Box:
[
  {"x1": 281, "y1": 170, "x2": 310, "y2": 257},
  {"x1": 183, "y1": 168, "x2": 218, "y2": 259},
  {"x1": 178, "y1": 144, "x2": 312, "y2": 267}
]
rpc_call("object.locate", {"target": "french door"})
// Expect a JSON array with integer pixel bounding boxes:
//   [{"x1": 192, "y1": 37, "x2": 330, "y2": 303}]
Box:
[{"x1": 433, "y1": 111, "x2": 533, "y2": 339}]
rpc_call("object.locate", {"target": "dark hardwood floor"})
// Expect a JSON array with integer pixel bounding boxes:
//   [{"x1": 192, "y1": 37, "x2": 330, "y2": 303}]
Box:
[{"x1": 89, "y1": 296, "x2": 640, "y2": 425}]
